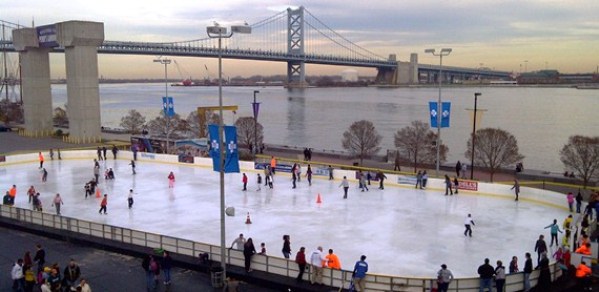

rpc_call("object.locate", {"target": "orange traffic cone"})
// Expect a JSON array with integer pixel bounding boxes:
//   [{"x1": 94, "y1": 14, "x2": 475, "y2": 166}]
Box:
[
  {"x1": 316, "y1": 193, "x2": 322, "y2": 204},
  {"x1": 95, "y1": 188, "x2": 101, "y2": 198},
  {"x1": 245, "y1": 212, "x2": 252, "y2": 224}
]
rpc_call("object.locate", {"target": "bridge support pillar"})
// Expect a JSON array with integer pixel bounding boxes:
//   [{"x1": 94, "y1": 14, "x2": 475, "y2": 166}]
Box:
[
  {"x1": 12, "y1": 28, "x2": 53, "y2": 136},
  {"x1": 56, "y1": 21, "x2": 104, "y2": 142},
  {"x1": 287, "y1": 6, "x2": 307, "y2": 88}
]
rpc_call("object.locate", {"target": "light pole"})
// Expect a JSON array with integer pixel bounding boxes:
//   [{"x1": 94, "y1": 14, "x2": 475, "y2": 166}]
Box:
[
  {"x1": 470, "y1": 92, "x2": 481, "y2": 180},
  {"x1": 252, "y1": 90, "x2": 260, "y2": 155},
  {"x1": 154, "y1": 57, "x2": 172, "y2": 153},
  {"x1": 206, "y1": 22, "x2": 251, "y2": 285},
  {"x1": 425, "y1": 48, "x2": 452, "y2": 177},
  {"x1": 524, "y1": 60, "x2": 528, "y2": 73}
]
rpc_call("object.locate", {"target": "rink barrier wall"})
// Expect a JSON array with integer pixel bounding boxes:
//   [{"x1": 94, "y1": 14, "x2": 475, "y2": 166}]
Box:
[{"x1": 0, "y1": 151, "x2": 583, "y2": 291}]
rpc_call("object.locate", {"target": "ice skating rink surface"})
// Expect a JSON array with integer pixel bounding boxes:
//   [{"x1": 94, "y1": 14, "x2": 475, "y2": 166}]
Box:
[{"x1": 0, "y1": 158, "x2": 571, "y2": 277}]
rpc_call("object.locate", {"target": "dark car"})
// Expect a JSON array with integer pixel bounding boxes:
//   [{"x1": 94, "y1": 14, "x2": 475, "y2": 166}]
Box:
[{"x1": 0, "y1": 125, "x2": 12, "y2": 132}]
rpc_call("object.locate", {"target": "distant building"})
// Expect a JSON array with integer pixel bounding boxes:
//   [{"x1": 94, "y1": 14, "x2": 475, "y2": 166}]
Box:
[
  {"x1": 517, "y1": 70, "x2": 560, "y2": 84},
  {"x1": 341, "y1": 69, "x2": 359, "y2": 82}
]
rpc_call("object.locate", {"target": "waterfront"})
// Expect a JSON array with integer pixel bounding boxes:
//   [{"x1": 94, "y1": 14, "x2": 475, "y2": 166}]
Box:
[{"x1": 50, "y1": 83, "x2": 599, "y2": 173}]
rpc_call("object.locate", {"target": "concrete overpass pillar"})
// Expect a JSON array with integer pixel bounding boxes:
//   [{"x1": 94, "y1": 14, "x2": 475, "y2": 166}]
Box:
[
  {"x1": 12, "y1": 28, "x2": 53, "y2": 136},
  {"x1": 56, "y1": 21, "x2": 104, "y2": 142}
]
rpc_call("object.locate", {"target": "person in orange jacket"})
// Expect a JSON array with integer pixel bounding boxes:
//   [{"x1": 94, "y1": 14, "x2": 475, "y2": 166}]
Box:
[
  {"x1": 38, "y1": 152, "x2": 44, "y2": 168},
  {"x1": 99, "y1": 194, "x2": 108, "y2": 214},
  {"x1": 326, "y1": 249, "x2": 341, "y2": 270},
  {"x1": 270, "y1": 156, "x2": 277, "y2": 175},
  {"x1": 576, "y1": 261, "x2": 592, "y2": 291},
  {"x1": 8, "y1": 185, "x2": 17, "y2": 205},
  {"x1": 575, "y1": 243, "x2": 592, "y2": 255}
]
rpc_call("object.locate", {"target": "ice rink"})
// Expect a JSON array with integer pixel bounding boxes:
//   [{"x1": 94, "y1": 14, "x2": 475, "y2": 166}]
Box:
[{"x1": 0, "y1": 156, "x2": 572, "y2": 277}]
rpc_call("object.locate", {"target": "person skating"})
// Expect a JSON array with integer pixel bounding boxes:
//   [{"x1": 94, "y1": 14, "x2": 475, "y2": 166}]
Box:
[
  {"x1": 51, "y1": 193, "x2": 63, "y2": 215},
  {"x1": 295, "y1": 247, "x2": 307, "y2": 282},
  {"x1": 352, "y1": 255, "x2": 368, "y2": 292},
  {"x1": 453, "y1": 177, "x2": 459, "y2": 194},
  {"x1": 464, "y1": 214, "x2": 475, "y2": 237},
  {"x1": 27, "y1": 185, "x2": 36, "y2": 204},
  {"x1": 291, "y1": 166, "x2": 297, "y2": 189},
  {"x1": 49, "y1": 149, "x2": 54, "y2": 160},
  {"x1": 306, "y1": 164, "x2": 313, "y2": 186},
  {"x1": 544, "y1": 219, "x2": 563, "y2": 247},
  {"x1": 167, "y1": 172, "x2": 175, "y2": 188},
  {"x1": 102, "y1": 146, "x2": 107, "y2": 160},
  {"x1": 99, "y1": 194, "x2": 108, "y2": 214},
  {"x1": 455, "y1": 161, "x2": 461, "y2": 178},
  {"x1": 128, "y1": 189, "x2": 134, "y2": 209},
  {"x1": 96, "y1": 147, "x2": 103, "y2": 161},
  {"x1": 129, "y1": 160, "x2": 136, "y2": 175},
  {"x1": 256, "y1": 174, "x2": 262, "y2": 191},
  {"x1": 41, "y1": 168, "x2": 48, "y2": 182},
  {"x1": 421, "y1": 171, "x2": 428, "y2": 189},
  {"x1": 270, "y1": 156, "x2": 277, "y2": 175},
  {"x1": 377, "y1": 171, "x2": 387, "y2": 189},
  {"x1": 511, "y1": 179, "x2": 520, "y2": 201},
  {"x1": 242, "y1": 173, "x2": 248, "y2": 191},
  {"x1": 38, "y1": 152, "x2": 44, "y2": 168},
  {"x1": 8, "y1": 184, "x2": 17, "y2": 205},
  {"x1": 360, "y1": 171, "x2": 368, "y2": 192},
  {"x1": 415, "y1": 171, "x2": 422, "y2": 189},
  {"x1": 339, "y1": 176, "x2": 349, "y2": 199},
  {"x1": 111, "y1": 145, "x2": 118, "y2": 159},
  {"x1": 567, "y1": 192, "x2": 575, "y2": 212},
  {"x1": 444, "y1": 175, "x2": 453, "y2": 195},
  {"x1": 328, "y1": 165, "x2": 333, "y2": 180}
]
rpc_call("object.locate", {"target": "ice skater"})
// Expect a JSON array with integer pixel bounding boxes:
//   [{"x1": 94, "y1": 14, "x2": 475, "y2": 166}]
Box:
[
  {"x1": 128, "y1": 189, "x2": 134, "y2": 209},
  {"x1": 242, "y1": 173, "x2": 248, "y2": 191},
  {"x1": 291, "y1": 166, "x2": 297, "y2": 189},
  {"x1": 296, "y1": 164, "x2": 301, "y2": 182},
  {"x1": 340, "y1": 176, "x2": 349, "y2": 199},
  {"x1": 129, "y1": 160, "x2": 136, "y2": 175},
  {"x1": 51, "y1": 193, "x2": 63, "y2": 215},
  {"x1": 41, "y1": 168, "x2": 48, "y2": 182},
  {"x1": 306, "y1": 164, "x2": 312, "y2": 186},
  {"x1": 264, "y1": 166, "x2": 270, "y2": 186},
  {"x1": 38, "y1": 152, "x2": 44, "y2": 168},
  {"x1": 256, "y1": 174, "x2": 262, "y2": 191},
  {"x1": 328, "y1": 165, "x2": 334, "y2": 180},
  {"x1": 511, "y1": 179, "x2": 520, "y2": 201},
  {"x1": 422, "y1": 171, "x2": 428, "y2": 189},
  {"x1": 544, "y1": 219, "x2": 563, "y2": 247},
  {"x1": 112, "y1": 145, "x2": 118, "y2": 159},
  {"x1": 359, "y1": 171, "x2": 368, "y2": 192},
  {"x1": 453, "y1": 177, "x2": 459, "y2": 194},
  {"x1": 167, "y1": 172, "x2": 175, "y2": 188},
  {"x1": 444, "y1": 175, "x2": 453, "y2": 195},
  {"x1": 49, "y1": 149, "x2": 54, "y2": 160},
  {"x1": 99, "y1": 194, "x2": 108, "y2": 214},
  {"x1": 464, "y1": 214, "x2": 475, "y2": 237},
  {"x1": 415, "y1": 171, "x2": 422, "y2": 189},
  {"x1": 377, "y1": 171, "x2": 387, "y2": 190},
  {"x1": 97, "y1": 147, "x2": 103, "y2": 161}
]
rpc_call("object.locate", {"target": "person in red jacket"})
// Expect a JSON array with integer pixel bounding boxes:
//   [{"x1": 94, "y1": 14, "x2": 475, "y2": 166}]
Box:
[
  {"x1": 295, "y1": 247, "x2": 307, "y2": 282},
  {"x1": 99, "y1": 194, "x2": 108, "y2": 214},
  {"x1": 576, "y1": 261, "x2": 592, "y2": 291},
  {"x1": 242, "y1": 173, "x2": 248, "y2": 191},
  {"x1": 167, "y1": 172, "x2": 175, "y2": 188}
]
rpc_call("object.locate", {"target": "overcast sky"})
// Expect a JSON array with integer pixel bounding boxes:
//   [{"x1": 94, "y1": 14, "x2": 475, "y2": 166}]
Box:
[{"x1": 2, "y1": 0, "x2": 598, "y2": 78}]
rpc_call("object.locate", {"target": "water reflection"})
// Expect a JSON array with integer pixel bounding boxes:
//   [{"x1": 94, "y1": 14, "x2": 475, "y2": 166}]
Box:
[{"x1": 286, "y1": 90, "x2": 306, "y2": 144}]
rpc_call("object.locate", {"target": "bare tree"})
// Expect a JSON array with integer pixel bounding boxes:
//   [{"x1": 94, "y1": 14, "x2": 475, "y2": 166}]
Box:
[
  {"x1": 234, "y1": 116, "x2": 264, "y2": 151},
  {"x1": 119, "y1": 109, "x2": 146, "y2": 134},
  {"x1": 465, "y1": 128, "x2": 524, "y2": 182},
  {"x1": 147, "y1": 111, "x2": 184, "y2": 139},
  {"x1": 394, "y1": 120, "x2": 448, "y2": 172},
  {"x1": 186, "y1": 111, "x2": 201, "y2": 138},
  {"x1": 560, "y1": 135, "x2": 599, "y2": 188},
  {"x1": 53, "y1": 106, "x2": 68, "y2": 127},
  {"x1": 341, "y1": 120, "x2": 382, "y2": 165}
]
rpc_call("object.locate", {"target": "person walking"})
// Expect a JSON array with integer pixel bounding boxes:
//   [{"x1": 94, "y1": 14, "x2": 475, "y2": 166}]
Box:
[
  {"x1": 534, "y1": 234, "x2": 547, "y2": 264},
  {"x1": 242, "y1": 173, "x2": 248, "y2": 191},
  {"x1": 99, "y1": 194, "x2": 108, "y2": 214},
  {"x1": 511, "y1": 179, "x2": 520, "y2": 201},
  {"x1": 477, "y1": 258, "x2": 494, "y2": 292},
  {"x1": 167, "y1": 172, "x2": 175, "y2": 188},
  {"x1": 309, "y1": 246, "x2": 325, "y2": 285},
  {"x1": 243, "y1": 238, "x2": 256, "y2": 272},
  {"x1": 282, "y1": 235, "x2": 291, "y2": 259},
  {"x1": 38, "y1": 152, "x2": 44, "y2": 169},
  {"x1": 576, "y1": 190, "x2": 583, "y2": 213},
  {"x1": 464, "y1": 214, "x2": 475, "y2": 237},
  {"x1": 306, "y1": 164, "x2": 313, "y2": 186},
  {"x1": 352, "y1": 255, "x2": 368, "y2": 292},
  {"x1": 339, "y1": 176, "x2": 349, "y2": 199},
  {"x1": 295, "y1": 247, "x2": 307, "y2": 282},
  {"x1": 128, "y1": 189, "x2": 134, "y2": 209},
  {"x1": 567, "y1": 192, "x2": 575, "y2": 212},
  {"x1": 444, "y1": 175, "x2": 453, "y2": 195},
  {"x1": 377, "y1": 171, "x2": 387, "y2": 190},
  {"x1": 51, "y1": 193, "x2": 63, "y2": 215},
  {"x1": 495, "y1": 260, "x2": 506, "y2": 292},
  {"x1": 161, "y1": 250, "x2": 172, "y2": 285},
  {"x1": 436, "y1": 264, "x2": 453, "y2": 292},
  {"x1": 523, "y1": 252, "x2": 532, "y2": 292},
  {"x1": 544, "y1": 219, "x2": 563, "y2": 247},
  {"x1": 141, "y1": 254, "x2": 157, "y2": 291}
]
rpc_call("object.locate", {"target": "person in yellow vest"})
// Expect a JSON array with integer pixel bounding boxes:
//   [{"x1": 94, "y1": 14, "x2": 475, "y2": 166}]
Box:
[
  {"x1": 563, "y1": 214, "x2": 573, "y2": 230},
  {"x1": 326, "y1": 249, "x2": 341, "y2": 270},
  {"x1": 576, "y1": 260, "x2": 592, "y2": 291}
]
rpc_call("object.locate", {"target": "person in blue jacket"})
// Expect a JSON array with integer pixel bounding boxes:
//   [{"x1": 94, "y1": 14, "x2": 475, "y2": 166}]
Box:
[{"x1": 352, "y1": 255, "x2": 368, "y2": 292}]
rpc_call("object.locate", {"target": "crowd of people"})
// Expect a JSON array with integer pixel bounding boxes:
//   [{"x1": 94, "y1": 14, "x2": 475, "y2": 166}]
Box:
[{"x1": 10, "y1": 244, "x2": 90, "y2": 292}]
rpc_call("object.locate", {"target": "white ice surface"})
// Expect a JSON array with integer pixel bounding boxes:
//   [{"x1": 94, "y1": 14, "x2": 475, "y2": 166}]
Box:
[{"x1": 0, "y1": 158, "x2": 571, "y2": 277}]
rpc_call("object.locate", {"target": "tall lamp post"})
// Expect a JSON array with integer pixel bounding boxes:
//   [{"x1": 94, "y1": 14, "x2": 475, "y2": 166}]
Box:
[
  {"x1": 252, "y1": 90, "x2": 260, "y2": 155},
  {"x1": 470, "y1": 92, "x2": 481, "y2": 179},
  {"x1": 154, "y1": 57, "x2": 172, "y2": 153},
  {"x1": 206, "y1": 22, "x2": 251, "y2": 285},
  {"x1": 425, "y1": 48, "x2": 452, "y2": 177}
]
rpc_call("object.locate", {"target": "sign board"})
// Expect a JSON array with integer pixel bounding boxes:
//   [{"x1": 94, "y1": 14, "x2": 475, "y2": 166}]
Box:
[
  {"x1": 36, "y1": 25, "x2": 58, "y2": 48},
  {"x1": 457, "y1": 180, "x2": 478, "y2": 191}
]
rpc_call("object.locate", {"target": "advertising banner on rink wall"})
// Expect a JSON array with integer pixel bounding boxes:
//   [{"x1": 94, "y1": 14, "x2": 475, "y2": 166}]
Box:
[
  {"x1": 397, "y1": 175, "x2": 417, "y2": 185},
  {"x1": 457, "y1": 180, "x2": 478, "y2": 191}
]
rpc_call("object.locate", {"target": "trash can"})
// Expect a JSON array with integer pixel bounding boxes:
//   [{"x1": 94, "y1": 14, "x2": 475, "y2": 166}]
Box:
[{"x1": 210, "y1": 266, "x2": 224, "y2": 288}]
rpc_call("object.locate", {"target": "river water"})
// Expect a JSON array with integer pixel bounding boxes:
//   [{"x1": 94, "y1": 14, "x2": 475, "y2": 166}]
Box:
[{"x1": 50, "y1": 83, "x2": 599, "y2": 173}]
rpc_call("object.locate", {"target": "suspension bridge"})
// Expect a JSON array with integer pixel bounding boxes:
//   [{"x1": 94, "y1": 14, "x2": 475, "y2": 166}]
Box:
[{"x1": 1, "y1": 6, "x2": 510, "y2": 90}]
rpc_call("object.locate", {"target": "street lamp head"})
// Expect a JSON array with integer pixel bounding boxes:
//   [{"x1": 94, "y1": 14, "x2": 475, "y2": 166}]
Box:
[
  {"x1": 424, "y1": 48, "x2": 435, "y2": 54},
  {"x1": 440, "y1": 48, "x2": 452, "y2": 54},
  {"x1": 253, "y1": 90, "x2": 260, "y2": 94},
  {"x1": 207, "y1": 26, "x2": 227, "y2": 35},
  {"x1": 231, "y1": 25, "x2": 252, "y2": 34},
  {"x1": 475, "y1": 92, "x2": 482, "y2": 97}
]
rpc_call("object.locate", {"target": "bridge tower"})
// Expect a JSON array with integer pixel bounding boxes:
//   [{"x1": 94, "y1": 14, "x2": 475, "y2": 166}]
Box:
[{"x1": 287, "y1": 6, "x2": 307, "y2": 88}]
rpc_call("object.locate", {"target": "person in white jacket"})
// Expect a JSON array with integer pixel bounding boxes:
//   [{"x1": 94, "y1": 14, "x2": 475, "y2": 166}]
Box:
[
  {"x1": 11, "y1": 258, "x2": 25, "y2": 291},
  {"x1": 310, "y1": 246, "x2": 326, "y2": 285}
]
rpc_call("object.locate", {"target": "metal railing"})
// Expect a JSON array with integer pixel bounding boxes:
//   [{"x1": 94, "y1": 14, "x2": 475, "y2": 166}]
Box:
[{"x1": 0, "y1": 204, "x2": 562, "y2": 291}]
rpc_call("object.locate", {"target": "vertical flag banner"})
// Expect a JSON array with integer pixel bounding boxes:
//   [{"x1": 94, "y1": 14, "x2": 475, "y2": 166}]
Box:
[
  {"x1": 441, "y1": 102, "x2": 451, "y2": 128},
  {"x1": 252, "y1": 102, "x2": 261, "y2": 120},
  {"x1": 224, "y1": 126, "x2": 240, "y2": 173},
  {"x1": 429, "y1": 102, "x2": 439, "y2": 128},
  {"x1": 429, "y1": 101, "x2": 451, "y2": 128},
  {"x1": 208, "y1": 124, "x2": 221, "y2": 171},
  {"x1": 162, "y1": 97, "x2": 175, "y2": 117}
]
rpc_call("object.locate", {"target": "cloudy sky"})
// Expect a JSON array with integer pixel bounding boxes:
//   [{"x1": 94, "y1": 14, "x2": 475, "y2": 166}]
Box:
[{"x1": 2, "y1": 0, "x2": 598, "y2": 78}]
